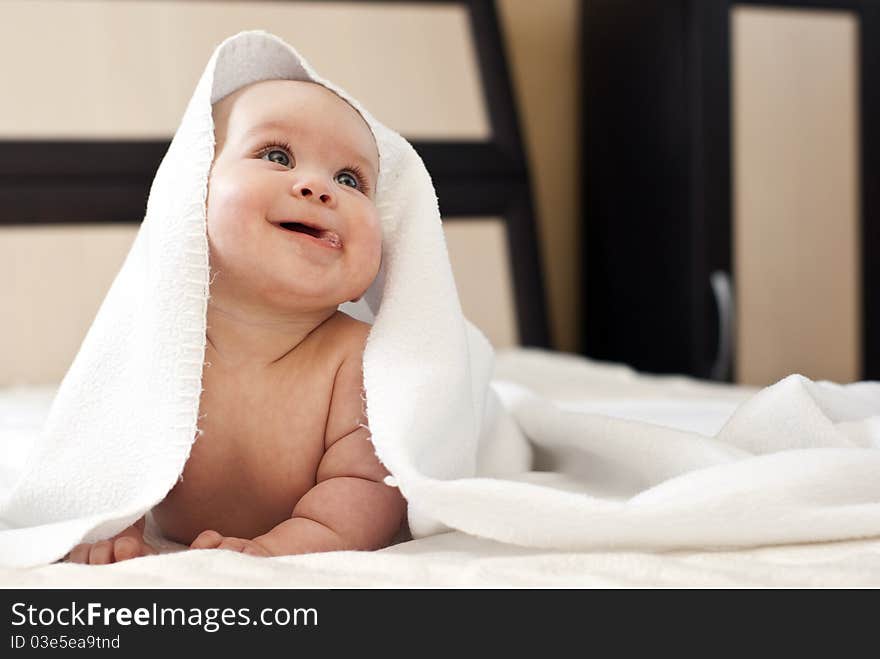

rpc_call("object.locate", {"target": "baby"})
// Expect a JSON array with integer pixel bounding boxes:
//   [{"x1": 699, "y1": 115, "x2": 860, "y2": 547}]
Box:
[{"x1": 67, "y1": 79, "x2": 407, "y2": 563}]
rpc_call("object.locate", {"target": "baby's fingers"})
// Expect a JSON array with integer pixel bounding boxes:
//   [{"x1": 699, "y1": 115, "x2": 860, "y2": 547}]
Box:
[
  {"x1": 191, "y1": 530, "x2": 224, "y2": 549},
  {"x1": 216, "y1": 537, "x2": 248, "y2": 552},
  {"x1": 67, "y1": 543, "x2": 91, "y2": 564},
  {"x1": 242, "y1": 541, "x2": 271, "y2": 557},
  {"x1": 88, "y1": 540, "x2": 114, "y2": 565},
  {"x1": 112, "y1": 536, "x2": 154, "y2": 561}
]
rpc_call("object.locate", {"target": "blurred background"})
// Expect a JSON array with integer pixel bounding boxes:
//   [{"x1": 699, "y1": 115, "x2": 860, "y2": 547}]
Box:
[{"x1": 0, "y1": 0, "x2": 874, "y2": 388}]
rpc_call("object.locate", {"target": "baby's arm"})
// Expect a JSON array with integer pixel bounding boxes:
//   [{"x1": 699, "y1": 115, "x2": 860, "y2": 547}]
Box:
[
  {"x1": 255, "y1": 425, "x2": 405, "y2": 555},
  {"x1": 191, "y1": 347, "x2": 406, "y2": 556}
]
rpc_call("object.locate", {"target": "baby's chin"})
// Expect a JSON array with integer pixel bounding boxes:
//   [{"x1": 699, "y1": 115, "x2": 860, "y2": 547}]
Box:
[
  {"x1": 258, "y1": 285, "x2": 367, "y2": 315},
  {"x1": 220, "y1": 260, "x2": 375, "y2": 312}
]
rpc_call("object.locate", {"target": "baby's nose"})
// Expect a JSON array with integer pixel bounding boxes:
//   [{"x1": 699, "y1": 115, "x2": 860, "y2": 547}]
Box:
[{"x1": 292, "y1": 180, "x2": 335, "y2": 206}]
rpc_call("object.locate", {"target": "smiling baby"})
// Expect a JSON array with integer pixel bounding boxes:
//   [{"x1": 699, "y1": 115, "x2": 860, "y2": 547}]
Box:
[{"x1": 67, "y1": 79, "x2": 407, "y2": 563}]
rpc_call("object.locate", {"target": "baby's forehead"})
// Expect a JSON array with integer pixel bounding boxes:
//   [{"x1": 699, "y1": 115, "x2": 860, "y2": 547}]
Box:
[
  {"x1": 221, "y1": 80, "x2": 369, "y2": 135},
  {"x1": 215, "y1": 79, "x2": 379, "y2": 168},
  {"x1": 242, "y1": 79, "x2": 344, "y2": 108}
]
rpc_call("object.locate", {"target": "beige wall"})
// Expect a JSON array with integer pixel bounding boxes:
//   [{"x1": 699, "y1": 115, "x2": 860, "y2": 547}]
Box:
[
  {"x1": 732, "y1": 7, "x2": 861, "y2": 385},
  {"x1": 497, "y1": 0, "x2": 581, "y2": 353},
  {"x1": 0, "y1": 1, "x2": 489, "y2": 140}
]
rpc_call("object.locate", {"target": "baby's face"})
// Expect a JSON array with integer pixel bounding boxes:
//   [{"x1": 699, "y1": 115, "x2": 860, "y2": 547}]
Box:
[{"x1": 207, "y1": 79, "x2": 381, "y2": 310}]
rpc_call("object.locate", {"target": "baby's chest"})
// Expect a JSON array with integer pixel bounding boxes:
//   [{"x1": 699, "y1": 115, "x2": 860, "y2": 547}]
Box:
[
  {"x1": 154, "y1": 369, "x2": 335, "y2": 542},
  {"x1": 196, "y1": 390, "x2": 327, "y2": 493}
]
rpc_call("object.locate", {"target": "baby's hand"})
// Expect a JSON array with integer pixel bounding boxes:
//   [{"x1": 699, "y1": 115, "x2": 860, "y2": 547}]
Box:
[
  {"x1": 190, "y1": 530, "x2": 272, "y2": 557},
  {"x1": 66, "y1": 519, "x2": 156, "y2": 565}
]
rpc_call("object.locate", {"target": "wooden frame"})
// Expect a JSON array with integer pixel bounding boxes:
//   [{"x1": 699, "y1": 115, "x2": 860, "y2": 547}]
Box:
[
  {"x1": 0, "y1": 0, "x2": 550, "y2": 348},
  {"x1": 582, "y1": 0, "x2": 878, "y2": 380}
]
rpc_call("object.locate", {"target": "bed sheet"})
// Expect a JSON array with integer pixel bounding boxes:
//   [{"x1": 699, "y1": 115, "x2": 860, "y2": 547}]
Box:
[{"x1": 2, "y1": 347, "x2": 878, "y2": 587}]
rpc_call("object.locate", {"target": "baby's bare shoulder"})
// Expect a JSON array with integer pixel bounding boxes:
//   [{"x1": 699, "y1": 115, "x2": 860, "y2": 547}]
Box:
[
  {"x1": 315, "y1": 310, "x2": 370, "y2": 353},
  {"x1": 332, "y1": 310, "x2": 372, "y2": 341}
]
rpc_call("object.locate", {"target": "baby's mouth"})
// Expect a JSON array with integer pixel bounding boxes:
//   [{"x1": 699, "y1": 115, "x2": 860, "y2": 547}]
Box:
[{"x1": 277, "y1": 221, "x2": 342, "y2": 248}]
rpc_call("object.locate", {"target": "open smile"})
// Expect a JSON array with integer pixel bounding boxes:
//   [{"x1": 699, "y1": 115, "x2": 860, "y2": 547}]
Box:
[{"x1": 272, "y1": 221, "x2": 342, "y2": 249}]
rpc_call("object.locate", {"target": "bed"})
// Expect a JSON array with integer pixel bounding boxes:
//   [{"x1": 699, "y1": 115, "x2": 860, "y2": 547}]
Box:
[
  {"x1": 2, "y1": 349, "x2": 880, "y2": 587},
  {"x1": 2, "y1": 0, "x2": 878, "y2": 587}
]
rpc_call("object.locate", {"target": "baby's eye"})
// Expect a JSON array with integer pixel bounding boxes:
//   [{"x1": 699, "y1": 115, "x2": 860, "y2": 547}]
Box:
[
  {"x1": 335, "y1": 171, "x2": 359, "y2": 189},
  {"x1": 261, "y1": 148, "x2": 291, "y2": 167}
]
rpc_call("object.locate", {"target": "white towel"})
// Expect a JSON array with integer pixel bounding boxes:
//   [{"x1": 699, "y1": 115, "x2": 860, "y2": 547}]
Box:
[
  {"x1": 2, "y1": 30, "x2": 880, "y2": 569},
  {"x1": 0, "y1": 30, "x2": 528, "y2": 567}
]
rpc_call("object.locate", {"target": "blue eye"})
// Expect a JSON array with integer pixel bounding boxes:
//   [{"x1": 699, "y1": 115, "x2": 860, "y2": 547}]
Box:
[
  {"x1": 335, "y1": 172, "x2": 359, "y2": 189},
  {"x1": 262, "y1": 149, "x2": 291, "y2": 167}
]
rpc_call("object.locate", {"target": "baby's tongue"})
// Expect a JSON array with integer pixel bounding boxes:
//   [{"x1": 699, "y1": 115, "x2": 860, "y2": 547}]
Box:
[{"x1": 318, "y1": 230, "x2": 342, "y2": 248}]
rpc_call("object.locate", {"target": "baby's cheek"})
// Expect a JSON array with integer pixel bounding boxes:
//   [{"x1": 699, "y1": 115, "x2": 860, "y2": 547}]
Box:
[
  {"x1": 363, "y1": 210, "x2": 383, "y2": 270},
  {"x1": 367, "y1": 240, "x2": 382, "y2": 279},
  {"x1": 206, "y1": 176, "x2": 256, "y2": 246}
]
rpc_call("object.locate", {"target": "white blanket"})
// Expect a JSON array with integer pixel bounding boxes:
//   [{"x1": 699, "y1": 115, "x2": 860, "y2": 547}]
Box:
[
  {"x1": 1, "y1": 30, "x2": 879, "y2": 570},
  {"x1": 2, "y1": 349, "x2": 880, "y2": 587},
  {"x1": 4, "y1": 529, "x2": 880, "y2": 588}
]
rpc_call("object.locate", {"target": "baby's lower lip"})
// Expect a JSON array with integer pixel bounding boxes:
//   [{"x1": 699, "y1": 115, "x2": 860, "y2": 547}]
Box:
[{"x1": 273, "y1": 223, "x2": 342, "y2": 249}]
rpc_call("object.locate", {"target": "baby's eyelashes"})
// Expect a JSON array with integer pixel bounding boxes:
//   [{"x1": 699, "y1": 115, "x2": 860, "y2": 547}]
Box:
[
  {"x1": 256, "y1": 139, "x2": 294, "y2": 167},
  {"x1": 258, "y1": 142, "x2": 294, "y2": 167}
]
